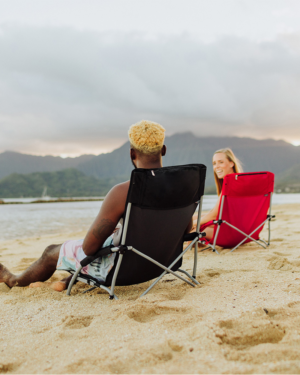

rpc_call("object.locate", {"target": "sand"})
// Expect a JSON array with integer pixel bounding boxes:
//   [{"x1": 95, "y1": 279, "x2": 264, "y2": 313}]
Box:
[{"x1": 0, "y1": 203, "x2": 300, "y2": 374}]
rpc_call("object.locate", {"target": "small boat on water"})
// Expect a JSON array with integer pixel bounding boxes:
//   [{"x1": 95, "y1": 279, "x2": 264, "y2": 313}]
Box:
[{"x1": 41, "y1": 186, "x2": 51, "y2": 200}]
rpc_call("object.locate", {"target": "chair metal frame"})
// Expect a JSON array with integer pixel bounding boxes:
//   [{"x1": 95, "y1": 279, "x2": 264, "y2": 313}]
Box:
[
  {"x1": 200, "y1": 192, "x2": 275, "y2": 254},
  {"x1": 67, "y1": 197, "x2": 205, "y2": 299}
]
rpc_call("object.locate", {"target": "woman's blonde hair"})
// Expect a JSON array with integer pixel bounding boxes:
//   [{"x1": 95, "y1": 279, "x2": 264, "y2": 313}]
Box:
[{"x1": 213, "y1": 148, "x2": 243, "y2": 195}]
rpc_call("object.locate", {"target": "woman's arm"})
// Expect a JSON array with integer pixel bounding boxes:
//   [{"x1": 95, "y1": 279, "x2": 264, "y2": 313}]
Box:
[
  {"x1": 192, "y1": 196, "x2": 221, "y2": 230},
  {"x1": 200, "y1": 196, "x2": 221, "y2": 225}
]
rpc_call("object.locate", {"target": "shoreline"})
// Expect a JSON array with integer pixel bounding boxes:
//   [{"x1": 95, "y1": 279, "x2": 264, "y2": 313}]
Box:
[
  {"x1": 1, "y1": 192, "x2": 300, "y2": 205},
  {"x1": 0, "y1": 197, "x2": 105, "y2": 205}
]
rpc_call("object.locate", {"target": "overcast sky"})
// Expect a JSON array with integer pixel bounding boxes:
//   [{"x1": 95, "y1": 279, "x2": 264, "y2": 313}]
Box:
[{"x1": 1, "y1": 0, "x2": 300, "y2": 156}]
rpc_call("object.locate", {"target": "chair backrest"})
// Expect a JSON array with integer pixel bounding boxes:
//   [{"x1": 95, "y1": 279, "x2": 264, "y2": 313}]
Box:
[
  {"x1": 213, "y1": 171, "x2": 275, "y2": 248},
  {"x1": 105, "y1": 164, "x2": 206, "y2": 286}
]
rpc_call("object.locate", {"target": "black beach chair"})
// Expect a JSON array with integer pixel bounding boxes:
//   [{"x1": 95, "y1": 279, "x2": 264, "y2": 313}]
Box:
[{"x1": 66, "y1": 164, "x2": 207, "y2": 299}]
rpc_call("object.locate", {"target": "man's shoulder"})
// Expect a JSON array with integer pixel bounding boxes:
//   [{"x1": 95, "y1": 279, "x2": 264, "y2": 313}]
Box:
[
  {"x1": 111, "y1": 180, "x2": 130, "y2": 193},
  {"x1": 107, "y1": 180, "x2": 130, "y2": 202}
]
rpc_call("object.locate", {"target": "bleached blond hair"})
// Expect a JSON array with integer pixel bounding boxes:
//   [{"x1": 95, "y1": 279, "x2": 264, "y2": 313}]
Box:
[{"x1": 128, "y1": 120, "x2": 165, "y2": 154}]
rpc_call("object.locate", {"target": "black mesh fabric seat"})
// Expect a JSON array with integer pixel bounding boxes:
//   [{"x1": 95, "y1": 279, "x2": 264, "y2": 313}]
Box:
[{"x1": 67, "y1": 164, "x2": 207, "y2": 299}]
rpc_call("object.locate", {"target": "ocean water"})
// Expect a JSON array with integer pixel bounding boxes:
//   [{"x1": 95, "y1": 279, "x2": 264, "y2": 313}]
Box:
[{"x1": 1, "y1": 194, "x2": 300, "y2": 241}]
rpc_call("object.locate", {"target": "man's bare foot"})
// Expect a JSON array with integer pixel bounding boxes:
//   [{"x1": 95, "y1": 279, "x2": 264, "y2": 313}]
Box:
[
  {"x1": 49, "y1": 281, "x2": 68, "y2": 292},
  {"x1": 29, "y1": 275, "x2": 72, "y2": 292},
  {"x1": 49, "y1": 275, "x2": 72, "y2": 292},
  {"x1": 29, "y1": 281, "x2": 51, "y2": 288},
  {"x1": 0, "y1": 263, "x2": 16, "y2": 288},
  {"x1": 29, "y1": 281, "x2": 66, "y2": 291}
]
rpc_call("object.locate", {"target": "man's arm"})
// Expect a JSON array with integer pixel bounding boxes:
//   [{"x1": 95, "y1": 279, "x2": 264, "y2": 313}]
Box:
[{"x1": 82, "y1": 182, "x2": 129, "y2": 256}]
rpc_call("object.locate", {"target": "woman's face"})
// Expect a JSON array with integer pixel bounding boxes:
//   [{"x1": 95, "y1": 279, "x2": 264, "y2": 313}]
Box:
[{"x1": 213, "y1": 152, "x2": 235, "y2": 179}]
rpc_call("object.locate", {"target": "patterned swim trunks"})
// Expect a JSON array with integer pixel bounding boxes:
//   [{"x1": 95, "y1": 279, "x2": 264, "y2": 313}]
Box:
[{"x1": 56, "y1": 236, "x2": 116, "y2": 283}]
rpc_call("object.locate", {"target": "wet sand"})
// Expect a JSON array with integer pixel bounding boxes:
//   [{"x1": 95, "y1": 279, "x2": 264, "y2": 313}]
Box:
[{"x1": 0, "y1": 204, "x2": 300, "y2": 374}]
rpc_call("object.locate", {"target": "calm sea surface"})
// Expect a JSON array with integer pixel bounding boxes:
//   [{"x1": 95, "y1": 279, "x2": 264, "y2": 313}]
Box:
[{"x1": 1, "y1": 194, "x2": 300, "y2": 241}]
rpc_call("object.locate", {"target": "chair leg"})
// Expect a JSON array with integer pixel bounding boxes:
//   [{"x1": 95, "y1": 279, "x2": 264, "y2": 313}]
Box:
[
  {"x1": 258, "y1": 239, "x2": 268, "y2": 247},
  {"x1": 268, "y1": 218, "x2": 271, "y2": 246},
  {"x1": 100, "y1": 285, "x2": 118, "y2": 300},
  {"x1": 140, "y1": 274, "x2": 165, "y2": 297},
  {"x1": 82, "y1": 287, "x2": 96, "y2": 294},
  {"x1": 193, "y1": 198, "x2": 203, "y2": 278},
  {"x1": 178, "y1": 269, "x2": 200, "y2": 285},
  {"x1": 204, "y1": 243, "x2": 219, "y2": 254},
  {"x1": 66, "y1": 266, "x2": 82, "y2": 296},
  {"x1": 110, "y1": 254, "x2": 123, "y2": 299},
  {"x1": 132, "y1": 247, "x2": 195, "y2": 287},
  {"x1": 193, "y1": 241, "x2": 198, "y2": 279},
  {"x1": 139, "y1": 240, "x2": 199, "y2": 297}
]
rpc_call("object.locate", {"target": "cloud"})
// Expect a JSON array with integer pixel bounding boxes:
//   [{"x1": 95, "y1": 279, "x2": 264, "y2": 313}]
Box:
[{"x1": 0, "y1": 25, "x2": 300, "y2": 155}]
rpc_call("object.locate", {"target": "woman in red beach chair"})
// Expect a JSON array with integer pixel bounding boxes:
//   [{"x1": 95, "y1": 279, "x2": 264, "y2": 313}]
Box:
[
  {"x1": 192, "y1": 148, "x2": 243, "y2": 238},
  {"x1": 192, "y1": 148, "x2": 275, "y2": 253}
]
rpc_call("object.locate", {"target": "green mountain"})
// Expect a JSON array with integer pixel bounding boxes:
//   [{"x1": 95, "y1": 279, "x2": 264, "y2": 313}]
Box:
[
  {"x1": 0, "y1": 169, "x2": 128, "y2": 198},
  {"x1": 0, "y1": 151, "x2": 95, "y2": 180},
  {"x1": 76, "y1": 133, "x2": 300, "y2": 188},
  {"x1": 2, "y1": 134, "x2": 300, "y2": 189},
  {"x1": 1, "y1": 133, "x2": 300, "y2": 196}
]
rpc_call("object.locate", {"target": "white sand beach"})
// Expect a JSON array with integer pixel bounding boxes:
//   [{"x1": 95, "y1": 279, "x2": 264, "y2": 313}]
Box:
[{"x1": 1, "y1": 203, "x2": 300, "y2": 374}]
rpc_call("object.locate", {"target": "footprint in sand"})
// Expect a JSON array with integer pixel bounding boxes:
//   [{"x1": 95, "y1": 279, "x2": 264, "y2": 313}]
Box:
[
  {"x1": 125, "y1": 305, "x2": 190, "y2": 323},
  {"x1": 267, "y1": 256, "x2": 300, "y2": 271},
  {"x1": 66, "y1": 343, "x2": 173, "y2": 374},
  {"x1": 197, "y1": 268, "x2": 226, "y2": 285},
  {"x1": 205, "y1": 270, "x2": 222, "y2": 278},
  {"x1": 160, "y1": 288, "x2": 187, "y2": 301},
  {"x1": 63, "y1": 315, "x2": 94, "y2": 329},
  {"x1": 55, "y1": 316, "x2": 94, "y2": 341},
  {"x1": 267, "y1": 301, "x2": 300, "y2": 320},
  {"x1": 225, "y1": 346, "x2": 300, "y2": 365},
  {"x1": 65, "y1": 359, "x2": 101, "y2": 374},
  {"x1": 110, "y1": 344, "x2": 173, "y2": 374},
  {"x1": 219, "y1": 305, "x2": 300, "y2": 365},
  {"x1": 217, "y1": 315, "x2": 285, "y2": 350},
  {"x1": 0, "y1": 363, "x2": 19, "y2": 374},
  {"x1": 287, "y1": 301, "x2": 300, "y2": 309},
  {"x1": 167, "y1": 339, "x2": 184, "y2": 352},
  {"x1": 267, "y1": 256, "x2": 293, "y2": 271},
  {"x1": 273, "y1": 251, "x2": 292, "y2": 256}
]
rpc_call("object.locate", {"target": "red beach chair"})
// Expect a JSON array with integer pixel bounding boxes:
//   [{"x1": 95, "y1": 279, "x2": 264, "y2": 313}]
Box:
[{"x1": 200, "y1": 172, "x2": 275, "y2": 254}]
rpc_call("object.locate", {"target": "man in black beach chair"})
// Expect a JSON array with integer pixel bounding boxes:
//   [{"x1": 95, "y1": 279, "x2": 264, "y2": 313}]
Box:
[{"x1": 0, "y1": 120, "x2": 206, "y2": 299}]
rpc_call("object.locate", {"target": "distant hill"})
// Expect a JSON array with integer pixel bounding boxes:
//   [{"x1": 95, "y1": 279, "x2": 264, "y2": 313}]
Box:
[
  {"x1": 0, "y1": 169, "x2": 128, "y2": 198},
  {"x1": 0, "y1": 151, "x2": 95, "y2": 180},
  {"x1": 77, "y1": 133, "x2": 300, "y2": 188},
  {"x1": 1, "y1": 133, "x2": 300, "y2": 195}
]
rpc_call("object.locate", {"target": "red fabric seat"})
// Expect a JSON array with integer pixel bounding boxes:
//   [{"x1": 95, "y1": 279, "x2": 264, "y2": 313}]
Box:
[{"x1": 201, "y1": 172, "x2": 275, "y2": 252}]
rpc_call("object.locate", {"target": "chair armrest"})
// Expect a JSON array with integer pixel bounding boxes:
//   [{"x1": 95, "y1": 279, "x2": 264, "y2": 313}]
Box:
[
  {"x1": 183, "y1": 232, "x2": 206, "y2": 242},
  {"x1": 200, "y1": 221, "x2": 214, "y2": 231},
  {"x1": 80, "y1": 245, "x2": 114, "y2": 267}
]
